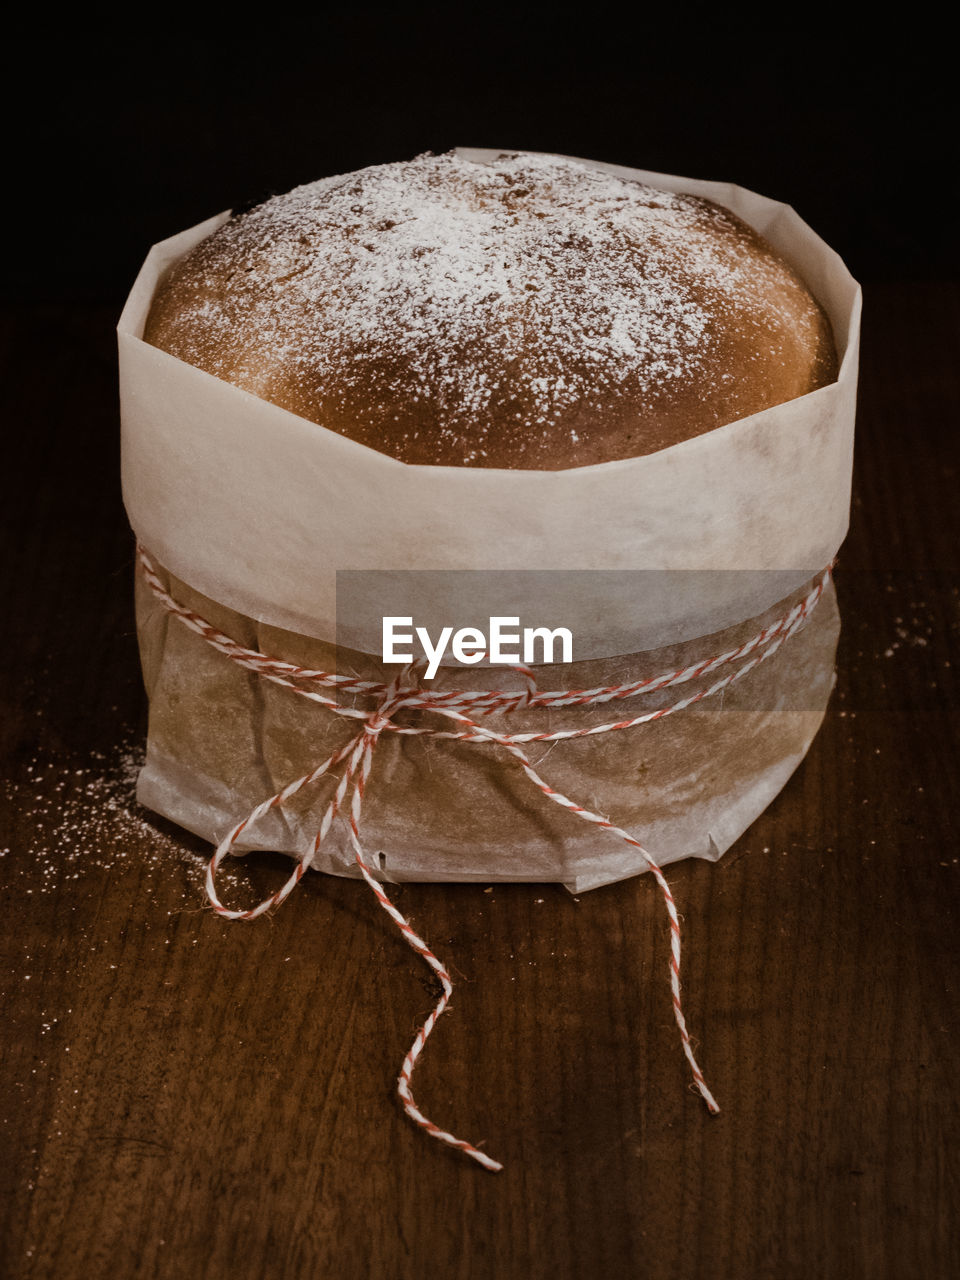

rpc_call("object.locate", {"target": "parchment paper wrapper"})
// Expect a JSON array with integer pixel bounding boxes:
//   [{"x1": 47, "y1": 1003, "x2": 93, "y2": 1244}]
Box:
[
  {"x1": 135, "y1": 563, "x2": 838, "y2": 892},
  {"x1": 120, "y1": 150, "x2": 860, "y2": 892}
]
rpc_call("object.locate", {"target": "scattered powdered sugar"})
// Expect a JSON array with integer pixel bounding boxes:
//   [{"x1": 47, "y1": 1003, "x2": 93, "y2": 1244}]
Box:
[
  {"x1": 151, "y1": 150, "x2": 823, "y2": 466},
  {"x1": 3, "y1": 735, "x2": 242, "y2": 901}
]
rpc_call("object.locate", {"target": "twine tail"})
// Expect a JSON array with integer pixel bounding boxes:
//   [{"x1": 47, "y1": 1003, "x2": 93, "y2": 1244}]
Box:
[
  {"x1": 344, "y1": 695, "x2": 502, "y2": 1172},
  {"x1": 646, "y1": 861, "x2": 720, "y2": 1114},
  {"x1": 353, "y1": 848, "x2": 503, "y2": 1173},
  {"x1": 484, "y1": 735, "x2": 721, "y2": 1115}
]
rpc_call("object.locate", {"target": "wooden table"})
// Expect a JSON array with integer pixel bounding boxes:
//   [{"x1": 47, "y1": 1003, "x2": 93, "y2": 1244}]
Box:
[{"x1": 1, "y1": 285, "x2": 957, "y2": 1279}]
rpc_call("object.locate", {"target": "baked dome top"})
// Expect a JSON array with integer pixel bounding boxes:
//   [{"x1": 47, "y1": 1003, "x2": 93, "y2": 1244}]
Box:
[{"x1": 144, "y1": 150, "x2": 837, "y2": 468}]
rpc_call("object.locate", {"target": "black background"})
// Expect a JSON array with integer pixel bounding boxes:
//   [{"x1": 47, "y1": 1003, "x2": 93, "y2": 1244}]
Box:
[{"x1": 6, "y1": 13, "x2": 955, "y2": 304}]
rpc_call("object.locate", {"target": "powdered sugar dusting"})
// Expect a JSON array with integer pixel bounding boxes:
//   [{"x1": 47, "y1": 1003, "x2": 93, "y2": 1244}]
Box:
[
  {"x1": 3, "y1": 736, "x2": 242, "y2": 901},
  {"x1": 149, "y1": 149, "x2": 832, "y2": 466}
]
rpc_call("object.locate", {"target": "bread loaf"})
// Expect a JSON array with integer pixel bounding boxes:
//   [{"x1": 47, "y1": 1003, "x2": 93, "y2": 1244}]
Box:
[{"x1": 144, "y1": 150, "x2": 836, "y2": 469}]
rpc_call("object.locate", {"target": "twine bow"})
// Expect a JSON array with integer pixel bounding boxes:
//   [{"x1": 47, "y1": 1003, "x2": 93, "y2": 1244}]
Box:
[{"x1": 137, "y1": 543, "x2": 831, "y2": 1171}]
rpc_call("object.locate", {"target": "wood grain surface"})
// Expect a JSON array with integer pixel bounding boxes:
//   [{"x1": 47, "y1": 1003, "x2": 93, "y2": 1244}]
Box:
[{"x1": 1, "y1": 285, "x2": 957, "y2": 1279}]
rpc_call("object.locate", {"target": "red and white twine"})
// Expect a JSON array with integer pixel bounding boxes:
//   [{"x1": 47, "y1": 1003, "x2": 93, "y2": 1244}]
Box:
[{"x1": 137, "y1": 543, "x2": 831, "y2": 1172}]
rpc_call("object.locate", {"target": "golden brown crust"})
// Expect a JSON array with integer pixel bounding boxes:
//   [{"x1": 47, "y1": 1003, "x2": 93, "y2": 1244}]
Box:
[{"x1": 145, "y1": 151, "x2": 837, "y2": 469}]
